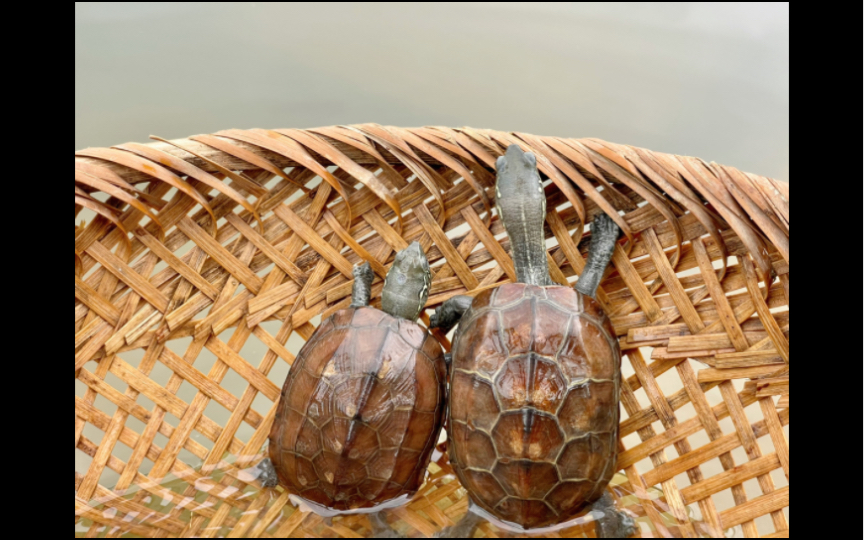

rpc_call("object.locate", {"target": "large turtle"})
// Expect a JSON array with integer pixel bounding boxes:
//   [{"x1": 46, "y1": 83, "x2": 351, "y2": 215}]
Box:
[
  {"x1": 257, "y1": 243, "x2": 446, "y2": 538},
  {"x1": 431, "y1": 145, "x2": 635, "y2": 537}
]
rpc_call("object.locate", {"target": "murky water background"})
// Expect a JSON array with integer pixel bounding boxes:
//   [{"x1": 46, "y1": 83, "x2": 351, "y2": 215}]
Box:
[{"x1": 75, "y1": 3, "x2": 788, "y2": 181}]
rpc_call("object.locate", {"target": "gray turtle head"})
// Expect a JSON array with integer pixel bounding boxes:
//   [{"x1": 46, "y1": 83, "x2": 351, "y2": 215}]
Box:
[
  {"x1": 495, "y1": 145, "x2": 552, "y2": 286},
  {"x1": 495, "y1": 144, "x2": 545, "y2": 221},
  {"x1": 381, "y1": 242, "x2": 431, "y2": 321}
]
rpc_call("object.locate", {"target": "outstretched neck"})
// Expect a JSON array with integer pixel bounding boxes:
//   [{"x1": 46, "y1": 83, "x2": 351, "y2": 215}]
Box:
[
  {"x1": 507, "y1": 218, "x2": 553, "y2": 287},
  {"x1": 495, "y1": 145, "x2": 553, "y2": 287},
  {"x1": 498, "y1": 188, "x2": 552, "y2": 287}
]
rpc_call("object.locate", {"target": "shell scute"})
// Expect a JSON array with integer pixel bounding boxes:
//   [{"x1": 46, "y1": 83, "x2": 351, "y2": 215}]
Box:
[
  {"x1": 492, "y1": 283, "x2": 526, "y2": 307},
  {"x1": 557, "y1": 317, "x2": 617, "y2": 382},
  {"x1": 342, "y1": 326, "x2": 390, "y2": 374},
  {"x1": 581, "y1": 295, "x2": 605, "y2": 321},
  {"x1": 491, "y1": 411, "x2": 564, "y2": 461},
  {"x1": 493, "y1": 460, "x2": 560, "y2": 499},
  {"x1": 376, "y1": 408, "x2": 412, "y2": 447},
  {"x1": 545, "y1": 286, "x2": 582, "y2": 313},
  {"x1": 494, "y1": 355, "x2": 566, "y2": 414},
  {"x1": 303, "y1": 326, "x2": 350, "y2": 377},
  {"x1": 460, "y1": 469, "x2": 508, "y2": 509},
  {"x1": 285, "y1": 369, "x2": 318, "y2": 414},
  {"x1": 494, "y1": 499, "x2": 557, "y2": 530},
  {"x1": 368, "y1": 448, "x2": 398, "y2": 480},
  {"x1": 389, "y1": 449, "x2": 422, "y2": 485},
  {"x1": 449, "y1": 422, "x2": 497, "y2": 470},
  {"x1": 295, "y1": 419, "x2": 322, "y2": 458},
  {"x1": 546, "y1": 481, "x2": 595, "y2": 514},
  {"x1": 454, "y1": 312, "x2": 507, "y2": 378},
  {"x1": 500, "y1": 303, "x2": 535, "y2": 356},
  {"x1": 558, "y1": 433, "x2": 615, "y2": 481},
  {"x1": 350, "y1": 306, "x2": 388, "y2": 327},
  {"x1": 469, "y1": 288, "x2": 496, "y2": 311},
  {"x1": 278, "y1": 409, "x2": 304, "y2": 449},
  {"x1": 532, "y1": 301, "x2": 570, "y2": 356},
  {"x1": 557, "y1": 381, "x2": 618, "y2": 436},
  {"x1": 450, "y1": 372, "x2": 500, "y2": 431},
  {"x1": 378, "y1": 332, "x2": 418, "y2": 380},
  {"x1": 311, "y1": 452, "x2": 338, "y2": 487},
  {"x1": 412, "y1": 355, "x2": 442, "y2": 413},
  {"x1": 293, "y1": 455, "x2": 318, "y2": 488},
  {"x1": 332, "y1": 309, "x2": 353, "y2": 328},
  {"x1": 401, "y1": 411, "x2": 438, "y2": 452},
  {"x1": 331, "y1": 375, "x2": 387, "y2": 420}
]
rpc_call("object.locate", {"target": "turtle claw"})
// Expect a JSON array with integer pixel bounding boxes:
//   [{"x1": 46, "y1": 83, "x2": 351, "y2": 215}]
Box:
[
  {"x1": 593, "y1": 493, "x2": 637, "y2": 538},
  {"x1": 429, "y1": 309, "x2": 442, "y2": 329},
  {"x1": 429, "y1": 295, "x2": 472, "y2": 333},
  {"x1": 350, "y1": 262, "x2": 375, "y2": 308},
  {"x1": 368, "y1": 512, "x2": 402, "y2": 538},
  {"x1": 434, "y1": 511, "x2": 482, "y2": 538},
  {"x1": 253, "y1": 458, "x2": 279, "y2": 489}
]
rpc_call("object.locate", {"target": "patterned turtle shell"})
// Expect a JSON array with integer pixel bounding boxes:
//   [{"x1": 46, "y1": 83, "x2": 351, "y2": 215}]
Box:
[
  {"x1": 431, "y1": 145, "x2": 628, "y2": 536},
  {"x1": 447, "y1": 282, "x2": 621, "y2": 529},
  {"x1": 269, "y1": 248, "x2": 446, "y2": 512}
]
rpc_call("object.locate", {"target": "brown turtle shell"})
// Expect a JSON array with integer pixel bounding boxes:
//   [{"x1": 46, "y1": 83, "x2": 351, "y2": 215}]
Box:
[
  {"x1": 448, "y1": 283, "x2": 621, "y2": 529},
  {"x1": 270, "y1": 306, "x2": 446, "y2": 511}
]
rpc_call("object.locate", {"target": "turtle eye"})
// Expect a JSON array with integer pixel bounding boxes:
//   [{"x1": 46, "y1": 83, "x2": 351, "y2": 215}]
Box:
[
  {"x1": 395, "y1": 273, "x2": 407, "y2": 285},
  {"x1": 496, "y1": 156, "x2": 507, "y2": 171},
  {"x1": 524, "y1": 152, "x2": 537, "y2": 167}
]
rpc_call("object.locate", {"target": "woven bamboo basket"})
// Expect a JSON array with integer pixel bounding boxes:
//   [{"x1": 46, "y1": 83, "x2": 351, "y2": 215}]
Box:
[{"x1": 74, "y1": 125, "x2": 789, "y2": 538}]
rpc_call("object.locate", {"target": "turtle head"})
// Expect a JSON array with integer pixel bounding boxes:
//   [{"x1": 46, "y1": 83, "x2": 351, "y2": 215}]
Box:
[
  {"x1": 495, "y1": 144, "x2": 546, "y2": 224},
  {"x1": 495, "y1": 145, "x2": 551, "y2": 286},
  {"x1": 382, "y1": 242, "x2": 431, "y2": 321}
]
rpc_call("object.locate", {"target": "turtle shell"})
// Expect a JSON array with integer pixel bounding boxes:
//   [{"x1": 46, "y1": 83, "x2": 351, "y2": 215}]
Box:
[
  {"x1": 269, "y1": 307, "x2": 446, "y2": 511},
  {"x1": 447, "y1": 283, "x2": 621, "y2": 529}
]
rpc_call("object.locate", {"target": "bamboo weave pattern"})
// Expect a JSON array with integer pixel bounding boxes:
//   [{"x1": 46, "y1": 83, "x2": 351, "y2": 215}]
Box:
[{"x1": 75, "y1": 125, "x2": 790, "y2": 538}]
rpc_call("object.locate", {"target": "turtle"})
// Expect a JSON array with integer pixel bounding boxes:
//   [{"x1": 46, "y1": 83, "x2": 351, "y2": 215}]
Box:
[
  {"x1": 430, "y1": 145, "x2": 636, "y2": 538},
  {"x1": 256, "y1": 243, "x2": 447, "y2": 538}
]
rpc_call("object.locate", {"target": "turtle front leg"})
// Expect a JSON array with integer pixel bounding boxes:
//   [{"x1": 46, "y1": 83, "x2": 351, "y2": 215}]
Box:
[
  {"x1": 591, "y1": 492, "x2": 637, "y2": 538},
  {"x1": 575, "y1": 213, "x2": 621, "y2": 299},
  {"x1": 253, "y1": 458, "x2": 279, "y2": 489},
  {"x1": 434, "y1": 510, "x2": 483, "y2": 538},
  {"x1": 350, "y1": 262, "x2": 375, "y2": 308},
  {"x1": 368, "y1": 511, "x2": 402, "y2": 538},
  {"x1": 430, "y1": 295, "x2": 473, "y2": 334}
]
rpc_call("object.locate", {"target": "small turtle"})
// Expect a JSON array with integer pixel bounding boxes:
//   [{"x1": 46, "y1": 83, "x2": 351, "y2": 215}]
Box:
[
  {"x1": 257, "y1": 243, "x2": 446, "y2": 538},
  {"x1": 431, "y1": 145, "x2": 635, "y2": 537}
]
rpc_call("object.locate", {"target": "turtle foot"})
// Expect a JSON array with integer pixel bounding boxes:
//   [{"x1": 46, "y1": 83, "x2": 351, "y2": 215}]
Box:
[
  {"x1": 593, "y1": 493, "x2": 637, "y2": 538},
  {"x1": 434, "y1": 511, "x2": 482, "y2": 538},
  {"x1": 253, "y1": 458, "x2": 279, "y2": 489},
  {"x1": 430, "y1": 295, "x2": 472, "y2": 333},
  {"x1": 350, "y1": 262, "x2": 375, "y2": 308},
  {"x1": 368, "y1": 512, "x2": 402, "y2": 538}
]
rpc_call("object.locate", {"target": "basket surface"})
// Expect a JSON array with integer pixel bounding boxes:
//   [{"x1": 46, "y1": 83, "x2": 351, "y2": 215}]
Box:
[{"x1": 74, "y1": 125, "x2": 789, "y2": 538}]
